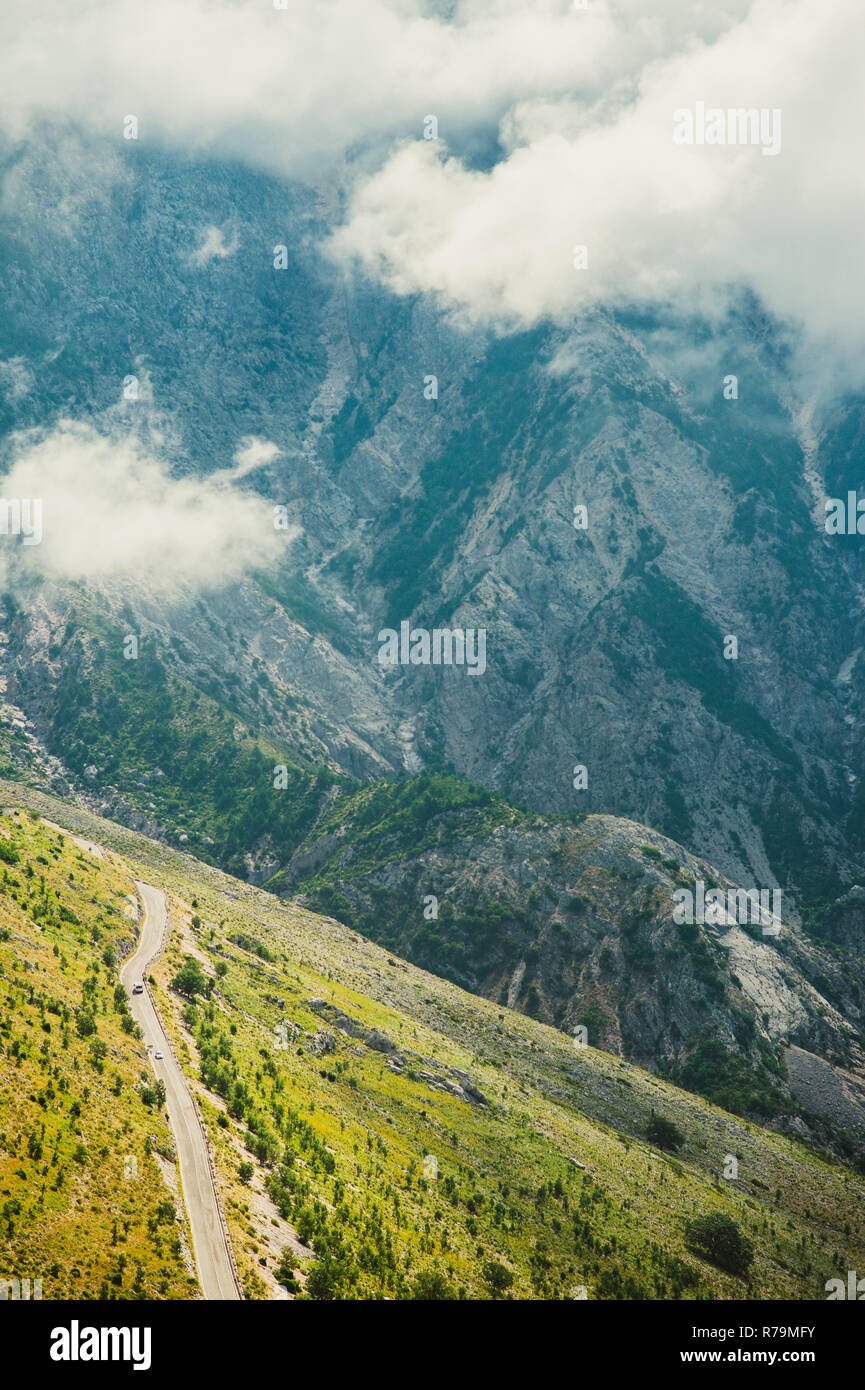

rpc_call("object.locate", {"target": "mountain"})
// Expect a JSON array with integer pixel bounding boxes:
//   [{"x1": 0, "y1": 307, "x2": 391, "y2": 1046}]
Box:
[
  {"x1": 3, "y1": 141, "x2": 865, "y2": 1228},
  {"x1": 2, "y1": 144, "x2": 865, "y2": 926},
  {"x1": 2, "y1": 791, "x2": 865, "y2": 1302}
]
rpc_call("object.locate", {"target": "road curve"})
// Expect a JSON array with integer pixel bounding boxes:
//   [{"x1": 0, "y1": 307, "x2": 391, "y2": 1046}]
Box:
[{"x1": 121, "y1": 880, "x2": 240, "y2": 1300}]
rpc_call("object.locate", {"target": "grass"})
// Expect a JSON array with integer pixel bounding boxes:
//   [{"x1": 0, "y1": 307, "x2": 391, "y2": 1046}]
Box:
[
  {"x1": 0, "y1": 809, "x2": 195, "y2": 1300},
  {"x1": 2, "y1": 786, "x2": 861, "y2": 1300}
]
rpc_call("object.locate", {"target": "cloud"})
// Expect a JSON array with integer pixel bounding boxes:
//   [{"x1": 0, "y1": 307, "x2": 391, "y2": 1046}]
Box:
[
  {"x1": 0, "y1": 421, "x2": 289, "y2": 593},
  {"x1": 214, "y1": 437, "x2": 282, "y2": 485},
  {"x1": 189, "y1": 224, "x2": 238, "y2": 267},
  {"x1": 0, "y1": 1, "x2": 748, "y2": 175},
  {"x1": 330, "y1": 0, "x2": 865, "y2": 380},
  {"x1": 2, "y1": 0, "x2": 863, "y2": 384}
]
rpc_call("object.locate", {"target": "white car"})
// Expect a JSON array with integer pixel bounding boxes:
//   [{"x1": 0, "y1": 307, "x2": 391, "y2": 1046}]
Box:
[{"x1": 154, "y1": 1050, "x2": 164, "y2": 1060}]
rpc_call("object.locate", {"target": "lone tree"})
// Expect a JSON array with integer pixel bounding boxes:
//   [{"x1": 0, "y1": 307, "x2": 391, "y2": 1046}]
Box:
[
  {"x1": 170, "y1": 957, "x2": 209, "y2": 999},
  {"x1": 482, "y1": 1260, "x2": 515, "y2": 1299},
  {"x1": 685, "y1": 1212, "x2": 754, "y2": 1277},
  {"x1": 646, "y1": 1112, "x2": 684, "y2": 1152}
]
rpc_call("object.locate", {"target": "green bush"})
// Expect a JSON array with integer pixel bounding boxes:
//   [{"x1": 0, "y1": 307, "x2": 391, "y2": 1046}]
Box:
[
  {"x1": 685, "y1": 1212, "x2": 753, "y2": 1277},
  {"x1": 412, "y1": 1270, "x2": 457, "y2": 1300},
  {"x1": 646, "y1": 1114, "x2": 684, "y2": 1152},
  {"x1": 171, "y1": 957, "x2": 209, "y2": 998},
  {"x1": 482, "y1": 1260, "x2": 514, "y2": 1298}
]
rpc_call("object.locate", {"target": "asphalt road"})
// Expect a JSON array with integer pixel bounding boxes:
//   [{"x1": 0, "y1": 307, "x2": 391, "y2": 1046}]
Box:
[{"x1": 121, "y1": 880, "x2": 240, "y2": 1300}]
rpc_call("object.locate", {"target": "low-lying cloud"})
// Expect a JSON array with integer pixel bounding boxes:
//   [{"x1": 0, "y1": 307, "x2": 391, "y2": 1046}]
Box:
[
  {"x1": 2, "y1": 0, "x2": 864, "y2": 383},
  {"x1": 331, "y1": 0, "x2": 865, "y2": 380},
  {"x1": 0, "y1": 422, "x2": 286, "y2": 593}
]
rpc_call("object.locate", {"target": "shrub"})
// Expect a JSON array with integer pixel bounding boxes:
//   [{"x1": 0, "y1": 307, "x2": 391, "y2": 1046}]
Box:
[
  {"x1": 412, "y1": 1270, "x2": 457, "y2": 1300},
  {"x1": 482, "y1": 1260, "x2": 514, "y2": 1298},
  {"x1": 685, "y1": 1212, "x2": 753, "y2": 1277},
  {"x1": 646, "y1": 1113, "x2": 684, "y2": 1152},
  {"x1": 274, "y1": 1249, "x2": 300, "y2": 1294}
]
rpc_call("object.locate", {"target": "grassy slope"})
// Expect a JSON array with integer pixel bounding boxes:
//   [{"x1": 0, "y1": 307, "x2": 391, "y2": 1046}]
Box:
[
  {"x1": 0, "y1": 809, "x2": 195, "y2": 1300},
  {"x1": 3, "y1": 784, "x2": 864, "y2": 1301}
]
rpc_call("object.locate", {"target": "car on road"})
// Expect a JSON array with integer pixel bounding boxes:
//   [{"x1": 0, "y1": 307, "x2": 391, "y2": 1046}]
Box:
[
  {"x1": 132, "y1": 982, "x2": 144, "y2": 995},
  {"x1": 154, "y1": 1050, "x2": 163, "y2": 1060}
]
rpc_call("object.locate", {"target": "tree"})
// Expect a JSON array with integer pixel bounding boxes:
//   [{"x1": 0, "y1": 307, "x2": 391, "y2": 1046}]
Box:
[
  {"x1": 685, "y1": 1213, "x2": 754, "y2": 1277},
  {"x1": 274, "y1": 1249, "x2": 300, "y2": 1295},
  {"x1": 171, "y1": 957, "x2": 209, "y2": 998},
  {"x1": 412, "y1": 1270, "x2": 457, "y2": 1300},
  {"x1": 238, "y1": 1161, "x2": 254, "y2": 1184},
  {"x1": 482, "y1": 1260, "x2": 514, "y2": 1299},
  {"x1": 646, "y1": 1113, "x2": 684, "y2": 1152},
  {"x1": 304, "y1": 1257, "x2": 349, "y2": 1300}
]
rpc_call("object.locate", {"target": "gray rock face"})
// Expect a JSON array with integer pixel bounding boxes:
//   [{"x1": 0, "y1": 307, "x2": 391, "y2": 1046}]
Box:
[
  {"x1": 297, "y1": 809, "x2": 864, "y2": 1114},
  {"x1": 3, "y1": 143, "x2": 865, "y2": 1150},
  {"x1": 2, "y1": 148, "x2": 864, "y2": 911}
]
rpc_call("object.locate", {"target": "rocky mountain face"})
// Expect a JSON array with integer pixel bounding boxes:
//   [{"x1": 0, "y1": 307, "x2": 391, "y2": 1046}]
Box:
[
  {"x1": 3, "y1": 140, "x2": 865, "y2": 1147},
  {"x1": 4, "y1": 142, "x2": 865, "y2": 915},
  {"x1": 279, "y1": 786, "x2": 865, "y2": 1148}
]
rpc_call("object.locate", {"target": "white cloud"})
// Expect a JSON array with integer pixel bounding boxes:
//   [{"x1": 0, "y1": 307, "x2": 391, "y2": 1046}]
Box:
[
  {"x1": 223, "y1": 437, "x2": 282, "y2": 483},
  {"x1": 189, "y1": 224, "x2": 238, "y2": 267},
  {"x1": 0, "y1": 1, "x2": 747, "y2": 174},
  {"x1": 330, "y1": 0, "x2": 865, "y2": 379},
  {"x1": 0, "y1": 421, "x2": 288, "y2": 593},
  {"x1": 2, "y1": 0, "x2": 863, "y2": 382}
]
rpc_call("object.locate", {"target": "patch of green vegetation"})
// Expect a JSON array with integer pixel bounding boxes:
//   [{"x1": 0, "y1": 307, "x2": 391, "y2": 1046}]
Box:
[
  {"x1": 672, "y1": 1040, "x2": 789, "y2": 1120},
  {"x1": 628, "y1": 569, "x2": 798, "y2": 771},
  {"x1": 39, "y1": 612, "x2": 355, "y2": 871},
  {"x1": 0, "y1": 813, "x2": 194, "y2": 1299},
  {"x1": 367, "y1": 330, "x2": 555, "y2": 613},
  {"x1": 254, "y1": 570, "x2": 359, "y2": 656}
]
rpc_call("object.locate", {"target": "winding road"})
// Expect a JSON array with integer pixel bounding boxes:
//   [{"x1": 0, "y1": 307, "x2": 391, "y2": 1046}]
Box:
[{"x1": 121, "y1": 880, "x2": 240, "y2": 1300}]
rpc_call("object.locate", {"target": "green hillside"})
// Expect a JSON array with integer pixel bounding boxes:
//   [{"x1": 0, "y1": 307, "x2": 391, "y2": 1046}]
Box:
[
  {"x1": 0, "y1": 809, "x2": 194, "y2": 1300},
  {"x1": 1, "y1": 787, "x2": 863, "y2": 1300}
]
